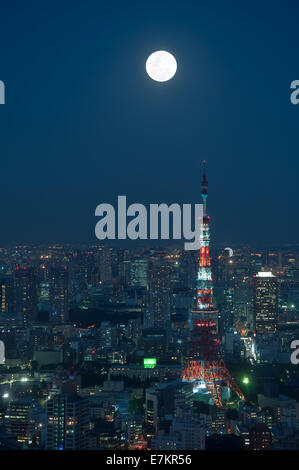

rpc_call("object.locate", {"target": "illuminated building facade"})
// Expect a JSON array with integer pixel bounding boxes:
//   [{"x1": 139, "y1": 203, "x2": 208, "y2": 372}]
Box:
[
  {"x1": 0, "y1": 277, "x2": 13, "y2": 313},
  {"x1": 146, "y1": 259, "x2": 171, "y2": 329},
  {"x1": 46, "y1": 394, "x2": 89, "y2": 450},
  {"x1": 249, "y1": 423, "x2": 272, "y2": 450},
  {"x1": 4, "y1": 399, "x2": 41, "y2": 448},
  {"x1": 49, "y1": 266, "x2": 69, "y2": 323},
  {"x1": 130, "y1": 257, "x2": 148, "y2": 288},
  {"x1": 14, "y1": 267, "x2": 37, "y2": 325},
  {"x1": 253, "y1": 271, "x2": 278, "y2": 335}
]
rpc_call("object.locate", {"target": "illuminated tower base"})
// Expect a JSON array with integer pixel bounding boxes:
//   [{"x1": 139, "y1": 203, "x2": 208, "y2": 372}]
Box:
[
  {"x1": 182, "y1": 358, "x2": 245, "y2": 408},
  {"x1": 182, "y1": 308, "x2": 245, "y2": 407}
]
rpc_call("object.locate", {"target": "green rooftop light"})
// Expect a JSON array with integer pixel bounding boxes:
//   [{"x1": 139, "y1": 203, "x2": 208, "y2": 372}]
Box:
[
  {"x1": 143, "y1": 358, "x2": 157, "y2": 369},
  {"x1": 242, "y1": 377, "x2": 249, "y2": 384}
]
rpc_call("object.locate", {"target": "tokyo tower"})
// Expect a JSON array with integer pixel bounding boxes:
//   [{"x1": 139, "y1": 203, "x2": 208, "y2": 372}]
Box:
[{"x1": 182, "y1": 161, "x2": 245, "y2": 407}]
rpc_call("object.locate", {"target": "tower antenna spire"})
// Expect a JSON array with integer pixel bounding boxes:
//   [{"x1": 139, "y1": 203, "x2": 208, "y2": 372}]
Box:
[{"x1": 201, "y1": 160, "x2": 208, "y2": 215}]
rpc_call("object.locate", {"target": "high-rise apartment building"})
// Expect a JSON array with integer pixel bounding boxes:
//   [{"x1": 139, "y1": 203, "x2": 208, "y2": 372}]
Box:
[
  {"x1": 253, "y1": 272, "x2": 278, "y2": 335},
  {"x1": 130, "y1": 258, "x2": 148, "y2": 288},
  {"x1": 14, "y1": 267, "x2": 37, "y2": 325},
  {"x1": 49, "y1": 267, "x2": 69, "y2": 323},
  {"x1": 147, "y1": 259, "x2": 171, "y2": 329},
  {"x1": 5, "y1": 399, "x2": 41, "y2": 448},
  {"x1": 98, "y1": 246, "x2": 112, "y2": 282},
  {"x1": 46, "y1": 394, "x2": 89, "y2": 450},
  {"x1": 0, "y1": 277, "x2": 13, "y2": 313}
]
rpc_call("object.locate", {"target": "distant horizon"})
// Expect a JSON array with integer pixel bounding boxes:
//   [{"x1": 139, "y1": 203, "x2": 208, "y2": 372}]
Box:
[{"x1": 2, "y1": 240, "x2": 299, "y2": 250}]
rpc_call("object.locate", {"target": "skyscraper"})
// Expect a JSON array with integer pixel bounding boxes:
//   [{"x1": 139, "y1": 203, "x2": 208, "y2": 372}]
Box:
[
  {"x1": 182, "y1": 162, "x2": 244, "y2": 406},
  {"x1": 130, "y1": 257, "x2": 148, "y2": 288},
  {"x1": 253, "y1": 271, "x2": 278, "y2": 335},
  {"x1": 49, "y1": 266, "x2": 69, "y2": 323},
  {"x1": 147, "y1": 258, "x2": 171, "y2": 329},
  {"x1": 14, "y1": 267, "x2": 37, "y2": 325},
  {"x1": 0, "y1": 277, "x2": 13, "y2": 314},
  {"x1": 98, "y1": 246, "x2": 112, "y2": 282},
  {"x1": 46, "y1": 394, "x2": 89, "y2": 450},
  {"x1": 5, "y1": 399, "x2": 41, "y2": 448}
]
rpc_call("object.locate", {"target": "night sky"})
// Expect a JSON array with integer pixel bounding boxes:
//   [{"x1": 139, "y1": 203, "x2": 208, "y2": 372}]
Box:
[{"x1": 1, "y1": 0, "x2": 299, "y2": 246}]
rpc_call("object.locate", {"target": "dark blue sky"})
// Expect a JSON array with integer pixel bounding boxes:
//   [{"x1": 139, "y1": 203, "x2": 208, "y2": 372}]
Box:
[{"x1": 1, "y1": 0, "x2": 299, "y2": 245}]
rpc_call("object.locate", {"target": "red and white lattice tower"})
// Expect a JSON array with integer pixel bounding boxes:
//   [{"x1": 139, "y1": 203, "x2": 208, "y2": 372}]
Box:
[{"x1": 182, "y1": 161, "x2": 245, "y2": 407}]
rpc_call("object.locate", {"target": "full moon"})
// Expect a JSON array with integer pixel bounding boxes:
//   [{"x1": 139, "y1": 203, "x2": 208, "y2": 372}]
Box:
[{"x1": 146, "y1": 50, "x2": 177, "y2": 82}]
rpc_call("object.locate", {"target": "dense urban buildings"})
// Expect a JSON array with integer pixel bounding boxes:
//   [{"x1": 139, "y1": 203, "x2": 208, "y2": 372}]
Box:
[{"x1": 0, "y1": 240, "x2": 298, "y2": 449}]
